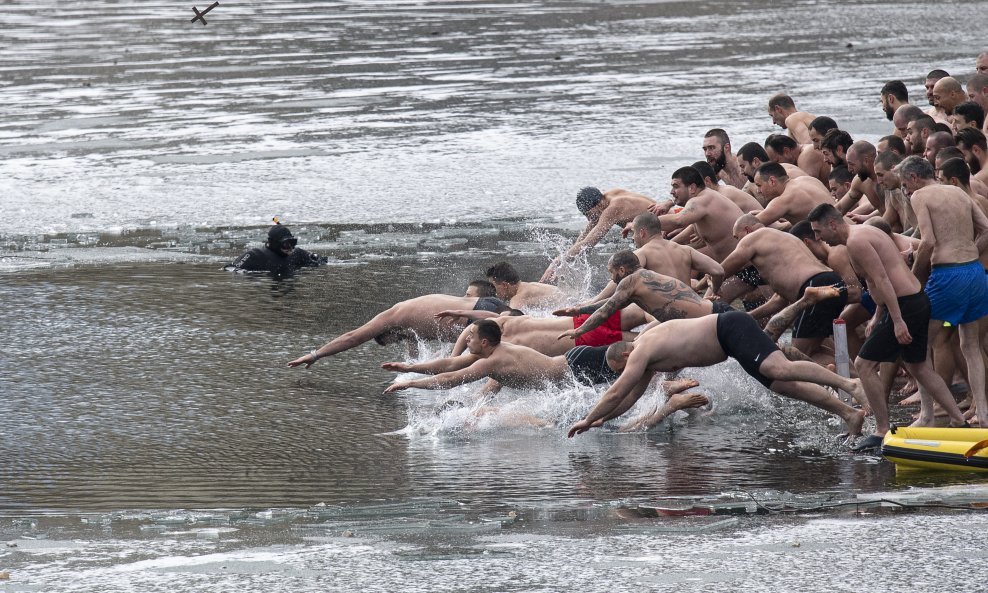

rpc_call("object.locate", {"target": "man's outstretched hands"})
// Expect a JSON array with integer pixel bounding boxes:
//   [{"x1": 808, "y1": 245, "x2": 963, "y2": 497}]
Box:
[
  {"x1": 381, "y1": 362, "x2": 412, "y2": 372},
  {"x1": 383, "y1": 381, "x2": 412, "y2": 394}
]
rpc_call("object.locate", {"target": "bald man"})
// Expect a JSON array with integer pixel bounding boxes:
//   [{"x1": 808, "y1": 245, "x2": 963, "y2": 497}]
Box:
[
  {"x1": 932, "y1": 77, "x2": 967, "y2": 117},
  {"x1": 977, "y1": 51, "x2": 988, "y2": 74},
  {"x1": 923, "y1": 69, "x2": 951, "y2": 124},
  {"x1": 586, "y1": 212, "x2": 725, "y2": 303},
  {"x1": 717, "y1": 217, "x2": 846, "y2": 359},
  {"x1": 841, "y1": 141, "x2": 890, "y2": 224}
]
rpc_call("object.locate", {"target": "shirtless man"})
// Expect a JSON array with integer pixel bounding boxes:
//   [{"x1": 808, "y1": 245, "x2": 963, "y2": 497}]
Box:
[
  {"x1": 382, "y1": 320, "x2": 644, "y2": 394},
  {"x1": 819, "y1": 129, "x2": 853, "y2": 168},
  {"x1": 764, "y1": 134, "x2": 830, "y2": 186},
  {"x1": 590, "y1": 213, "x2": 725, "y2": 302},
  {"x1": 541, "y1": 186, "x2": 656, "y2": 283},
  {"x1": 566, "y1": 311, "x2": 868, "y2": 438},
  {"x1": 807, "y1": 203, "x2": 970, "y2": 450},
  {"x1": 979, "y1": 52, "x2": 988, "y2": 74},
  {"x1": 905, "y1": 115, "x2": 937, "y2": 156},
  {"x1": 485, "y1": 262, "x2": 562, "y2": 309},
  {"x1": 737, "y1": 142, "x2": 808, "y2": 186},
  {"x1": 877, "y1": 134, "x2": 907, "y2": 156},
  {"x1": 923, "y1": 131, "x2": 955, "y2": 167},
  {"x1": 843, "y1": 141, "x2": 895, "y2": 227},
  {"x1": 790, "y1": 220, "x2": 863, "y2": 304},
  {"x1": 753, "y1": 162, "x2": 836, "y2": 226},
  {"x1": 924, "y1": 69, "x2": 951, "y2": 124},
  {"x1": 702, "y1": 128, "x2": 747, "y2": 189},
  {"x1": 955, "y1": 128, "x2": 988, "y2": 186},
  {"x1": 880, "y1": 80, "x2": 910, "y2": 122},
  {"x1": 768, "y1": 93, "x2": 815, "y2": 144},
  {"x1": 716, "y1": 217, "x2": 846, "y2": 359},
  {"x1": 287, "y1": 292, "x2": 509, "y2": 368},
  {"x1": 654, "y1": 166, "x2": 745, "y2": 263},
  {"x1": 828, "y1": 166, "x2": 853, "y2": 202},
  {"x1": 938, "y1": 157, "x2": 988, "y2": 221},
  {"x1": 967, "y1": 73, "x2": 988, "y2": 133},
  {"x1": 932, "y1": 77, "x2": 968, "y2": 118},
  {"x1": 899, "y1": 155, "x2": 988, "y2": 427},
  {"x1": 892, "y1": 104, "x2": 926, "y2": 139},
  {"x1": 874, "y1": 150, "x2": 915, "y2": 232},
  {"x1": 556, "y1": 251, "x2": 732, "y2": 343},
  {"x1": 692, "y1": 161, "x2": 763, "y2": 213},
  {"x1": 443, "y1": 305, "x2": 647, "y2": 358},
  {"x1": 950, "y1": 102, "x2": 985, "y2": 135},
  {"x1": 808, "y1": 116, "x2": 839, "y2": 151}
]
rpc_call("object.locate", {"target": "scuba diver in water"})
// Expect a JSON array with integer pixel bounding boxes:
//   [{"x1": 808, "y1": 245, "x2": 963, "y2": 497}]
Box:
[{"x1": 228, "y1": 224, "x2": 324, "y2": 277}]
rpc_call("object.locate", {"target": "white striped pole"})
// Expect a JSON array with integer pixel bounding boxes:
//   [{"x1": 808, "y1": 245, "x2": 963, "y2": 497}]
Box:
[{"x1": 833, "y1": 318, "x2": 851, "y2": 403}]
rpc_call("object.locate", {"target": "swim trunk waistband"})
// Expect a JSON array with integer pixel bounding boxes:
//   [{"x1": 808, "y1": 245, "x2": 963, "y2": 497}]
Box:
[{"x1": 932, "y1": 260, "x2": 980, "y2": 269}]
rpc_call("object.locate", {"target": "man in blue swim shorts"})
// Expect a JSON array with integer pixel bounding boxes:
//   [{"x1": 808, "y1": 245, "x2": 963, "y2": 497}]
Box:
[{"x1": 900, "y1": 155, "x2": 988, "y2": 428}]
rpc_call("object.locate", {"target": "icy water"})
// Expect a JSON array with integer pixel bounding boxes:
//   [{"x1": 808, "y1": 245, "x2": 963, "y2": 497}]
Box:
[{"x1": 3, "y1": 0, "x2": 988, "y2": 590}]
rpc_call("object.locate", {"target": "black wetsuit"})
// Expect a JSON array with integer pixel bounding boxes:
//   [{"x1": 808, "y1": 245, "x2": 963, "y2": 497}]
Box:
[
  {"x1": 565, "y1": 345, "x2": 620, "y2": 385},
  {"x1": 230, "y1": 246, "x2": 323, "y2": 276}
]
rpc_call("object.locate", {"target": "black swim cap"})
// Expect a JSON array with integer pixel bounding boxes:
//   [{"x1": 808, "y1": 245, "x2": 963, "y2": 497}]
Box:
[
  {"x1": 576, "y1": 187, "x2": 604, "y2": 215},
  {"x1": 267, "y1": 224, "x2": 297, "y2": 248}
]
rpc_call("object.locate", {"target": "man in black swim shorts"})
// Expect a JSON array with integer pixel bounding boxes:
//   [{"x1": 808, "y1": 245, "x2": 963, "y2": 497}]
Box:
[{"x1": 567, "y1": 312, "x2": 868, "y2": 438}]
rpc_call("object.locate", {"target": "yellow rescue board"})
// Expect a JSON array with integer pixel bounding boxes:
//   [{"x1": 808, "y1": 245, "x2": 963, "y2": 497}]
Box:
[{"x1": 882, "y1": 426, "x2": 988, "y2": 472}]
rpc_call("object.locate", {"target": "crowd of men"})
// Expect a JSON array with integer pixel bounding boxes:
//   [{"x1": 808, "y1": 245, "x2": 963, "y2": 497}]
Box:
[{"x1": 287, "y1": 53, "x2": 988, "y2": 452}]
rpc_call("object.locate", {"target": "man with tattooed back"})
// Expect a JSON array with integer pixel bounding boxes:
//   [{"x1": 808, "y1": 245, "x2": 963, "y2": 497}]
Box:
[{"x1": 554, "y1": 250, "x2": 732, "y2": 342}]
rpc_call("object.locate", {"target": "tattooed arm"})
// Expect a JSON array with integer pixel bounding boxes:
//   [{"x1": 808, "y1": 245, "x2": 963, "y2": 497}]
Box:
[{"x1": 557, "y1": 277, "x2": 634, "y2": 340}]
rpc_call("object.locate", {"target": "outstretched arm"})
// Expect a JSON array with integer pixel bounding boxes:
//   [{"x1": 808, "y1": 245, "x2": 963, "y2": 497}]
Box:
[
  {"x1": 688, "y1": 248, "x2": 725, "y2": 291},
  {"x1": 588, "y1": 281, "x2": 618, "y2": 304},
  {"x1": 384, "y1": 360, "x2": 494, "y2": 393},
  {"x1": 714, "y1": 237, "x2": 756, "y2": 295},
  {"x1": 754, "y1": 197, "x2": 791, "y2": 227},
  {"x1": 381, "y1": 352, "x2": 481, "y2": 375},
  {"x1": 568, "y1": 354, "x2": 651, "y2": 437},
  {"x1": 434, "y1": 309, "x2": 499, "y2": 322},
  {"x1": 558, "y1": 279, "x2": 633, "y2": 340},
  {"x1": 288, "y1": 311, "x2": 393, "y2": 368},
  {"x1": 598, "y1": 371, "x2": 658, "y2": 422},
  {"x1": 541, "y1": 217, "x2": 601, "y2": 283}
]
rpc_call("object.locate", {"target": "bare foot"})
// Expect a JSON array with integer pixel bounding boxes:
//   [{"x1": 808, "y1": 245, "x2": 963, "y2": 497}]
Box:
[
  {"x1": 910, "y1": 411, "x2": 936, "y2": 427},
  {"x1": 661, "y1": 378, "x2": 700, "y2": 396},
  {"x1": 844, "y1": 408, "x2": 866, "y2": 437},
  {"x1": 803, "y1": 285, "x2": 842, "y2": 305},
  {"x1": 899, "y1": 392, "x2": 921, "y2": 406},
  {"x1": 617, "y1": 393, "x2": 709, "y2": 432},
  {"x1": 847, "y1": 378, "x2": 870, "y2": 411},
  {"x1": 670, "y1": 392, "x2": 710, "y2": 410},
  {"x1": 897, "y1": 380, "x2": 919, "y2": 398}
]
